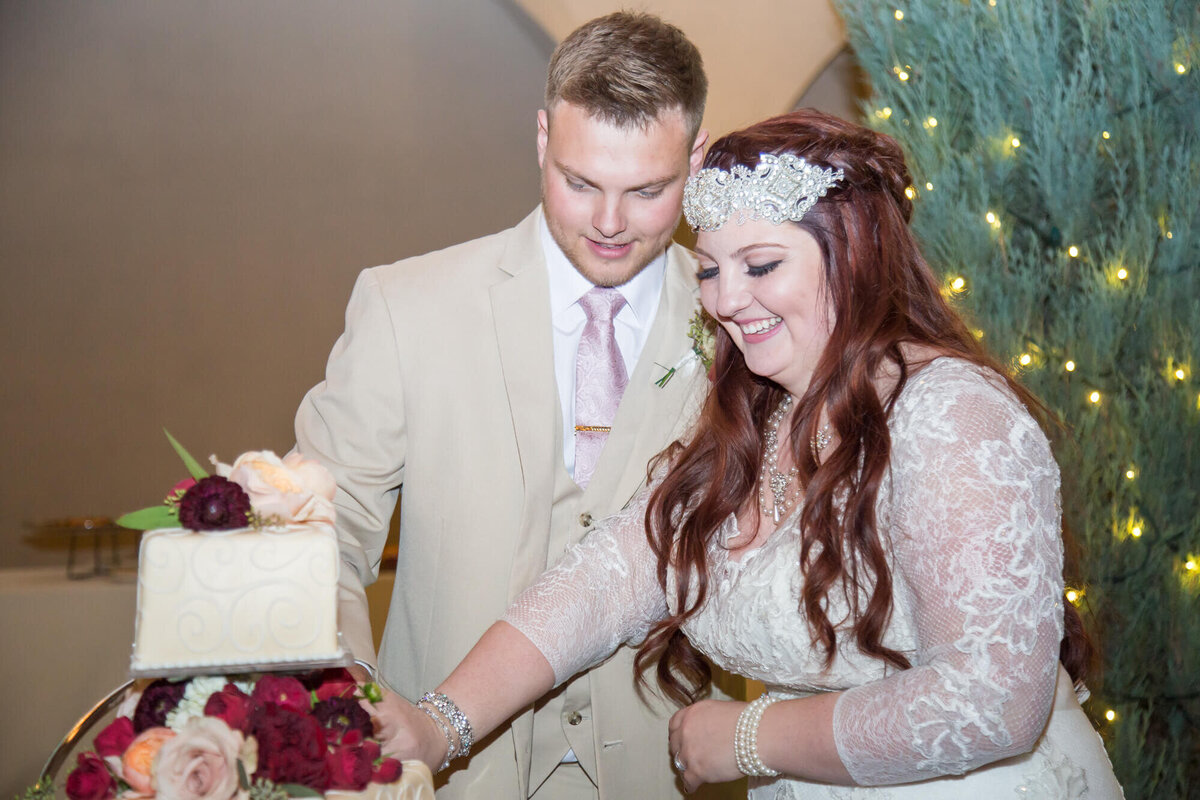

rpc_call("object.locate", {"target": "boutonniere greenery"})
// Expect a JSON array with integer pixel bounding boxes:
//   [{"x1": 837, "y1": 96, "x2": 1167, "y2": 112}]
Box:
[{"x1": 656, "y1": 308, "x2": 717, "y2": 388}]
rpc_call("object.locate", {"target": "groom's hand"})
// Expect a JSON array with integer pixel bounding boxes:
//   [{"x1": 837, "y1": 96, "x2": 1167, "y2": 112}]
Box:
[{"x1": 668, "y1": 699, "x2": 745, "y2": 793}]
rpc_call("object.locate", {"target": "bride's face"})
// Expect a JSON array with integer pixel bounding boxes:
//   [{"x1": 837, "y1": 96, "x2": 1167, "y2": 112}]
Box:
[{"x1": 695, "y1": 218, "x2": 834, "y2": 397}]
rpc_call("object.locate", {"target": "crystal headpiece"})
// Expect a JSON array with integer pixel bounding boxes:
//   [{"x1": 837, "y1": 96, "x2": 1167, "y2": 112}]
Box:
[{"x1": 682, "y1": 153, "x2": 844, "y2": 232}]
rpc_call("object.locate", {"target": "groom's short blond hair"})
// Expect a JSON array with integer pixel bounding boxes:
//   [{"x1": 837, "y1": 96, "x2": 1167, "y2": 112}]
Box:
[{"x1": 545, "y1": 11, "x2": 707, "y2": 139}]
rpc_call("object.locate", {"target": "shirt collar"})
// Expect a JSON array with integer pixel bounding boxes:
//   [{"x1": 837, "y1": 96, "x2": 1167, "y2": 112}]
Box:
[{"x1": 540, "y1": 210, "x2": 667, "y2": 325}]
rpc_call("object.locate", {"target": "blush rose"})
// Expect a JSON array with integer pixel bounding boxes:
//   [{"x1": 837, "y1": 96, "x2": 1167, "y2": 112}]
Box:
[
  {"x1": 217, "y1": 451, "x2": 336, "y2": 526},
  {"x1": 154, "y1": 717, "x2": 246, "y2": 800}
]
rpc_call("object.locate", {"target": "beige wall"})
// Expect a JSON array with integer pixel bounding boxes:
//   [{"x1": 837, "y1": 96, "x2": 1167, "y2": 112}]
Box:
[{"x1": 0, "y1": 1, "x2": 855, "y2": 569}]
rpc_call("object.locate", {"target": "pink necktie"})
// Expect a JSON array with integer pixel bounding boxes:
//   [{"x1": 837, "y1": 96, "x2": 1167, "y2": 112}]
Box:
[{"x1": 574, "y1": 287, "x2": 628, "y2": 488}]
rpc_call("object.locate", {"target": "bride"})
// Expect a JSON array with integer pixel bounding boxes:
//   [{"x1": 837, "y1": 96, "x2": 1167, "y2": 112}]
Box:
[{"x1": 373, "y1": 109, "x2": 1124, "y2": 798}]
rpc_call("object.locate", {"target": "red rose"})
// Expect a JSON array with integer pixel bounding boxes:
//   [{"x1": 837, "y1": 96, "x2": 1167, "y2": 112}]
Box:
[
  {"x1": 251, "y1": 674, "x2": 310, "y2": 714},
  {"x1": 372, "y1": 757, "x2": 402, "y2": 784},
  {"x1": 205, "y1": 684, "x2": 252, "y2": 733},
  {"x1": 326, "y1": 744, "x2": 372, "y2": 791},
  {"x1": 251, "y1": 703, "x2": 329, "y2": 790},
  {"x1": 65, "y1": 753, "x2": 116, "y2": 800},
  {"x1": 314, "y1": 668, "x2": 358, "y2": 701},
  {"x1": 93, "y1": 717, "x2": 135, "y2": 758}
]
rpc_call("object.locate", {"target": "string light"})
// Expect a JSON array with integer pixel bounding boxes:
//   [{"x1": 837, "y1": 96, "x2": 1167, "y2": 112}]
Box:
[
  {"x1": 926, "y1": 116, "x2": 938, "y2": 128},
  {"x1": 1065, "y1": 360, "x2": 1076, "y2": 372},
  {"x1": 1101, "y1": 130, "x2": 1111, "y2": 140},
  {"x1": 1176, "y1": 63, "x2": 1188, "y2": 75},
  {"x1": 1019, "y1": 353, "x2": 1032, "y2": 366},
  {"x1": 1187, "y1": 559, "x2": 1197, "y2": 571},
  {"x1": 1174, "y1": 368, "x2": 1187, "y2": 381},
  {"x1": 1068, "y1": 245, "x2": 1080, "y2": 257},
  {"x1": 1116, "y1": 267, "x2": 1128, "y2": 280},
  {"x1": 1011, "y1": 137, "x2": 1021, "y2": 148},
  {"x1": 985, "y1": 211, "x2": 1001, "y2": 229},
  {"x1": 950, "y1": 276, "x2": 966, "y2": 292},
  {"x1": 1066, "y1": 588, "x2": 1081, "y2": 604},
  {"x1": 1166, "y1": 231, "x2": 1174, "y2": 239},
  {"x1": 1131, "y1": 525, "x2": 1143, "y2": 538},
  {"x1": 1105, "y1": 710, "x2": 1117, "y2": 722},
  {"x1": 905, "y1": 186, "x2": 917, "y2": 200},
  {"x1": 893, "y1": 66, "x2": 911, "y2": 82},
  {"x1": 875, "y1": 106, "x2": 894, "y2": 120},
  {"x1": 925, "y1": 181, "x2": 934, "y2": 191},
  {"x1": 1125, "y1": 468, "x2": 1136, "y2": 480},
  {"x1": 894, "y1": 9, "x2": 904, "y2": 20},
  {"x1": 1089, "y1": 391, "x2": 1101, "y2": 404}
]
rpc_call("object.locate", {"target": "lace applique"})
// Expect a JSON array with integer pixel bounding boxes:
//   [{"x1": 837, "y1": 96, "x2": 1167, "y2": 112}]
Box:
[{"x1": 1014, "y1": 739, "x2": 1088, "y2": 798}]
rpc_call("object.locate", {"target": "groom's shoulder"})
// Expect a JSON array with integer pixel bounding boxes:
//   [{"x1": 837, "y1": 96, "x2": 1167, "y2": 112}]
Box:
[{"x1": 368, "y1": 212, "x2": 535, "y2": 293}]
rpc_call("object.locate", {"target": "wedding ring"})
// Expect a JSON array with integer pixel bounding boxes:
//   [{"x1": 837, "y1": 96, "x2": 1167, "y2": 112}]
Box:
[{"x1": 673, "y1": 754, "x2": 686, "y2": 772}]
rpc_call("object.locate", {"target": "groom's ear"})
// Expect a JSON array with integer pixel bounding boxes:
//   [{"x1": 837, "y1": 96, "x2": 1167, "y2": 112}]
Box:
[
  {"x1": 688, "y1": 129, "x2": 709, "y2": 176},
  {"x1": 536, "y1": 109, "x2": 550, "y2": 169}
]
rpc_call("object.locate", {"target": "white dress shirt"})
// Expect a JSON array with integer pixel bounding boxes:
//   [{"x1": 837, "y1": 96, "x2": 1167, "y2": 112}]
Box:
[{"x1": 541, "y1": 213, "x2": 666, "y2": 479}]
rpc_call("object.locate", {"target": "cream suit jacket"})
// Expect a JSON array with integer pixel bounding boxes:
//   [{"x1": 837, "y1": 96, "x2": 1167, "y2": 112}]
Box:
[{"x1": 294, "y1": 208, "x2": 719, "y2": 800}]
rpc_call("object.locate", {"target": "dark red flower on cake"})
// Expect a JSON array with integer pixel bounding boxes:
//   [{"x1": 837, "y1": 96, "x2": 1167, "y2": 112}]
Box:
[
  {"x1": 326, "y1": 743, "x2": 373, "y2": 791},
  {"x1": 65, "y1": 753, "x2": 116, "y2": 800},
  {"x1": 132, "y1": 679, "x2": 187, "y2": 732},
  {"x1": 93, "y1": 717, "x2": 135, "y2": 758},
  {"x1": 313, "y1": 696, "x2": 374, "y2": 742},
  {"x1": 372, "y1": 757, "x2": 402, "y2": 784},
  {"x1": 251, "y1": 703, "x2": 330, "y2": 790},
  {"x1": 313, "y1": 668, "x2": 359, "y2": 701},
  {"x1": 178, "y1": 476, "x2": 252, "y2": 531},
  {"x1": 205, "y1": 683, "x2": 253, "y2": 733},
  {"x1": 251, "y1": 674, "x2": 310, "y2": 714}
]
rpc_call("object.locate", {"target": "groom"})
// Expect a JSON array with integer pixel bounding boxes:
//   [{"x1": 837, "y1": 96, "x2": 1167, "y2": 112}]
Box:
[{"x1": 294, "y1": 12, "x2": 714, "y2": 800}]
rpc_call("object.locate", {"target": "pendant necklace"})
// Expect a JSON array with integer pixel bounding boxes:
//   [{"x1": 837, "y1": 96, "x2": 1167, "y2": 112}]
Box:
[{"x1": 757, "y1": 395, "x2": 832, "y2": 523}]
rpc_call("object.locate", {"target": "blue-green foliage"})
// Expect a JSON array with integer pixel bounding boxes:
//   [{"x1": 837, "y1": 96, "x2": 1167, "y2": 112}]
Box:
[{"x1": 834, "y1": 1, "x2": 1200, "y2": 796}]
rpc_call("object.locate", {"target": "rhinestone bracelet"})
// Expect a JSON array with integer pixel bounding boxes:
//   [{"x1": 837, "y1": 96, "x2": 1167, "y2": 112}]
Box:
[
  {"x1": 420, "y1": 692, "x2": 475, "y2": 761},
  {"x1": 415, "y1": 701, "x2": 456, "y2": 772},
  {"x1": 734, "y1": 694, "x2": 782, "y2": 777}
]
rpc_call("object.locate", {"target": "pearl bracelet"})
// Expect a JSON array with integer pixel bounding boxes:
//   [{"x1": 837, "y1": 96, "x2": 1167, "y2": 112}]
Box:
[
  {"x1": 735, "y1": 694, "x2": 782, "y2": 777},
  {"x1": 419, "y1": 692, "x2": 475, "y2": 763}
]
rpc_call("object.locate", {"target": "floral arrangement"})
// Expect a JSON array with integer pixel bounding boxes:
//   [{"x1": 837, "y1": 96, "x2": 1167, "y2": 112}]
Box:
[
  {"x1": 61, "y1": 669, "x2": 401, "y2": 800},
  {"x1": 116, "y1": 432, "x2": 336, "y2": 533},
  {"x1": 655, "y1": 308, "x2": 718, "y2": 388}
]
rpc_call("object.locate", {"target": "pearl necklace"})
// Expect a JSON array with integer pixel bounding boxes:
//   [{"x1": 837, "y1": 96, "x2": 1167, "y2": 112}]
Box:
[{"x1": 757, "y1": 396, "x2": 832, "y2": 523}]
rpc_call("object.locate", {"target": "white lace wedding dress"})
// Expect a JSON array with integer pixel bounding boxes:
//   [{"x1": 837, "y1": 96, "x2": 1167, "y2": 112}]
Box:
[{"x1": 505, "y1": 358, "x2": 1123, "y2": 798}]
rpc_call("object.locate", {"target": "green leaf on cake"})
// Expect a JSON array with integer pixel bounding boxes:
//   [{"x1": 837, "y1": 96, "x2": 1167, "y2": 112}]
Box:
[
  {"x1": 164, "y1": 428, "x2": 209, "y2": 480},
  {"x1": 116, "y1": 505, "x2": 179, "y2": 530},
  {"x1": 278, "y1": 785, "x2": 322, "y2": 798}
]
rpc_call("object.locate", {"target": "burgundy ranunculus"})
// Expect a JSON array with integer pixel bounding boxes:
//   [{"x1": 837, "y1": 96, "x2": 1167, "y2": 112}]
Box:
[
  {"x1": 132, "y1": 679, "x2": 188, "y2": 732},
  {"x1": 93, "y1": 717, "x2": 135, "y2": 758},
  {"x1": 313, "y1": 668, "x2": 358, "y2": 701},
  {"x1": 372, "y1": 758, "x2": 403, "y2": 784},
  {"x1": 251, "y1": 674, "x2": 310, "y2": 714},
  {"x1": 312, "y1": 696, "x2": 373, "y2": 742},
  {"x1": 205, "y1": 683, "x2": 252, "y2": 733},
  {"x1": 178, "y1": 476, "x2": 252, "y2": 531},
  {"x1": 326, "y1": 743, "x2": 373, "y2": 791},
  {"x1": 251, "y1": 703, "x2": 329, "y2": 790},
  {"x1": 65, "y1": 753, "x2": 116, "y2": 800}
]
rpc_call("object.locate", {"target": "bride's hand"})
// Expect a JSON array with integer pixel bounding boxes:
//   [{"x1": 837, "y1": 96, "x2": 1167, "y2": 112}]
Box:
[
  {"x1": 361, "y1": 690, "x2": 450, "y2": 771},
  {"x1": 667, "y1": 699, "x2": 745, "y2": 792}
]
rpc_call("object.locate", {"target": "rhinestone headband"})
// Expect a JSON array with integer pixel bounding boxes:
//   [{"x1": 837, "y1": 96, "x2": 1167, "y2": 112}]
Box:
[{"x1": 682, "y1": 152, "x2": 844, "y2": 232}]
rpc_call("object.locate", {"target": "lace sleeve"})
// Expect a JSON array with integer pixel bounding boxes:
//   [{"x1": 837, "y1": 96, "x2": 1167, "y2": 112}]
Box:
[
  {"x1": 502, "y1": 486, "x2": 668, "y2": 686},
  {"x1": 832, "y1": 367, "x2": 1064, "y2": 785}
]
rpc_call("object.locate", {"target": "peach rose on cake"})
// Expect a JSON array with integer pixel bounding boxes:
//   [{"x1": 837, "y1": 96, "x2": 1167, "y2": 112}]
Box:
[
  {"x1": 122, "y1": 727, "x2": 176, "y2": 794},
  {"x1": 216, "y1": 451, "x2": 336, "y2": 526},
  {"x1": 154, "y1": 717, "x2": 255, "y2": 800}
]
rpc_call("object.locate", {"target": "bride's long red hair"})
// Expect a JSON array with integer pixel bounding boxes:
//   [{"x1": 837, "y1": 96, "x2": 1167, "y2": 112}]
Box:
[{"x1": 634, "y1": 110, "x2": 1090, "y2": 704}]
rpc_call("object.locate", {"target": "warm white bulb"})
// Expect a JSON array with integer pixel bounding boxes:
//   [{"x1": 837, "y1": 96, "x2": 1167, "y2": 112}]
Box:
[
  {"x1": 1066, "y1": 589, "x2": 1079, "y2": 603},
  {"x1": 1065, "y1": 361, "x2": 1076, "y2": 372},
  {"x1": 894, "y1": 9, "x2": 904, "y2": 20},
  {"x1": 1011, "y1": 137, "x2": 1021, "y2": 147},
  {"x1": 1131, "y1": 526, "x2": 1142, "y2": 538},
  {"x1": 1068, "y1": 245, "x2": 1080, "y2": 257},
  {"x1": 1105, "y1": 709, "x2": 1116, "y2": 722},
  {"x1": 986, "y1": 211, "x2": 997, "y2": 224},
  {"x1": 925, "y1": 181, "x2": 933, "y2": 191},
  {"x1": 950, "y1": 276, "x2": 966, "y2": 292},
  {"x1": 926, "y1": 116, "x2": 938, "y2": 127},
  {"x1": 1116, "y1": 267, "x2": 1128, "y2": 280},
  {"x1": 898, "y1": 70, "x2": 910, "y2": 82},
  {"x1": 1186, "y1": 560, "x2": 1197, "y2": 571},
  {"x1": 1125, "y1": 469, "x2": 1136, "y2": 480},
  {"x1": 1102, "y1": 130, "x2": 1111, "y2": 140},
  {"x1": 905, "y1": 186, "x2": 916, "y2": 200},
  {"x1": 1019, "y1": 353, "x2": 1032, "y2": 366},
  {"x1": 1176, "y1": 63, "x2": 1188, "y2": 75},
  {"x1": 1089, "y1": 391, "x2": 1101, "y2": 404},
  {"x1": 1174, "y1": 368, "x2": 1186, "y2": 380}
]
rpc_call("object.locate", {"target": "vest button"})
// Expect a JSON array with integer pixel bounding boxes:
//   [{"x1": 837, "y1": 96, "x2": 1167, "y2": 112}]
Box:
[
  {"x1": 566, "y1": 711, "x2": 583, "y2": 726},
  {"x1": 579, "y1": 512, "x2": 593, "y2": 527}
]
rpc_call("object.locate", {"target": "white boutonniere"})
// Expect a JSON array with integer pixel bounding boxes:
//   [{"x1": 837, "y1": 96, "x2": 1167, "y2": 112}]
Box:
[{"x1": 656, "y1": 308, "x2": 717, "y2": 387}]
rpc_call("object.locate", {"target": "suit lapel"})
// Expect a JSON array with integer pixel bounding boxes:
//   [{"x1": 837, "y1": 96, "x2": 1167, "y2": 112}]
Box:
[{"x1": 581, "y1": 243, "x2": 705, "y2": 511}]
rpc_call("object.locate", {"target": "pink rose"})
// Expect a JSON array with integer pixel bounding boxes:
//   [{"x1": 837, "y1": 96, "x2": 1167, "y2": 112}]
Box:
[
  {"x1": 154, "y1": 717, "x2": 245, "y2": 800},
  {"x1": 217, "y1": 451, "x2": 336, "y2": 525},
  {"x1": 65, "y1": 753, "x2": 116, "y2": 800}
]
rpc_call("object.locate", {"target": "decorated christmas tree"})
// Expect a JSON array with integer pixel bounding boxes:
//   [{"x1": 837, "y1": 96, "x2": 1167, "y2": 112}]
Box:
[{"x1": 834, "y1": 0, "x2": 1199, "y2": 795}]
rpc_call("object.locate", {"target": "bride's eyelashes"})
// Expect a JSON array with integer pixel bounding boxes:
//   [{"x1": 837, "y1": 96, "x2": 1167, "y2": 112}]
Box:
[{"x1": 695, "y1": 259, "x2": 784, "y2": 281}]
